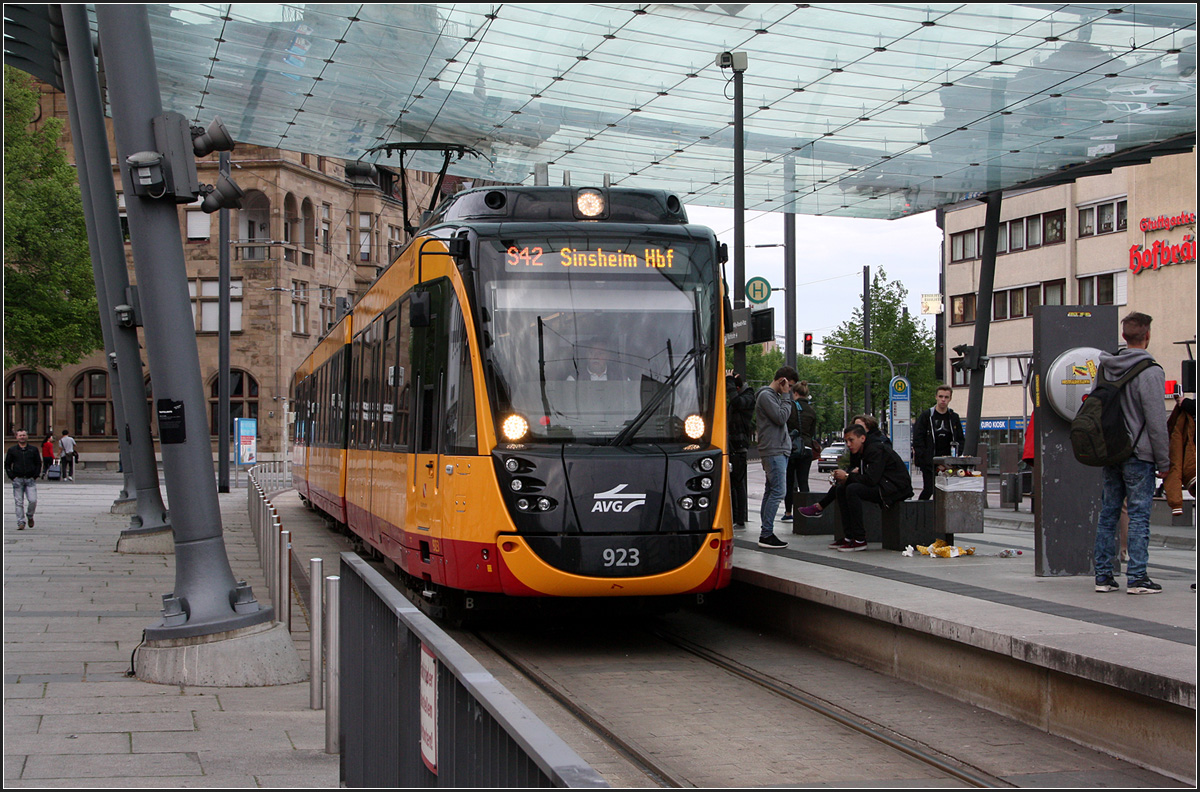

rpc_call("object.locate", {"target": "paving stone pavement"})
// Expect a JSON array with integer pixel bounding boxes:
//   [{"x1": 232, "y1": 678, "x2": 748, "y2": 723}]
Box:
[{"x1": 3, "y1": 479, "x2": 339, "y2": 787}]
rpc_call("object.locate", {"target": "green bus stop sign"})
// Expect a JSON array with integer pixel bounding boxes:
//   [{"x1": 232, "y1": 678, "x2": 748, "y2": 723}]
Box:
[{"x1": 746, "y1": 276, "x2": 771, "y2": 304}]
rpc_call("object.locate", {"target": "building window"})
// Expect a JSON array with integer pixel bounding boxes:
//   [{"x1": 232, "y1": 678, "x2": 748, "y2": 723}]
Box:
[
  {"x1": 359, "y1": 212, "x2": 372, "y2": 262},
  {"x1": 186, "y1": 206, "x2": 210, "y2": 240},
  {"x1": 320, "y1": 286, "x2": 335, "y2": 333},
  {"x1": 1043, "y1": 209, "x2": 1065, "y2": 244},
  {"x1": 5, "y1": 371, "x2": 53, "y2": 438},
  {"x1": 1026, "y1": 215, "x2": 1042, "y2": 248},
  {"x1": 71, "y1": 369, "x2": 113, "y2": 437},
  {"x1": 1043, "y1": 279, "x2": 1065, "y2": 306},
  {"x1": 952, "y1": 230, "x2": 977, "y2": 262},
  {"x1": 1009, "y1": 287, "x2": 1025, "y2": 319},
  {"x1": 1077, "y1": 272, "x2": 1126, "y2": 306},
  {"x1": 292, "y1": 280, "x2": 309, "y2": 335},
  {"x1": 950, "y1": 293, "x2": 976, "y2": 325},
  {"x1": 1078, "y1": 198, "x2": 1126, "y2": 238},
  {"x1": 209, "y1": 370, "x2": 259, "y2": 437},
  {"x1": 1009, "y1": 218, "x2": 1025, "y2": 251},
  {"x1": 321, "y1": 204, "x2": 332, "y2": 254},
  {"x1": 950, "y1": 359, "x2": 968, "y2": 387},
  {"x1": 993, "y1": 291, "x2": 1008, "y2": 321},
  {"x1": 188, "y1": 278, "x2": 243, "y2": 333}
]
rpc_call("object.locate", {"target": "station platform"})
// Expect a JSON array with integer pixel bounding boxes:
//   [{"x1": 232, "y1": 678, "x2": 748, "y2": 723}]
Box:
[{"x1": 3, "y1": 468, "x2": 1195, "y2": 785}]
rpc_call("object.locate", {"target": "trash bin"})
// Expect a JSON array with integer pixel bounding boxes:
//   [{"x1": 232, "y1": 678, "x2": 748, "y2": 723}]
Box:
[
  {"x1": 933, "y1": 456, "x2": 985, "y2": 534},
  {"x1": 999, "y1": 472, "x2": 1022, "y2": 508}
]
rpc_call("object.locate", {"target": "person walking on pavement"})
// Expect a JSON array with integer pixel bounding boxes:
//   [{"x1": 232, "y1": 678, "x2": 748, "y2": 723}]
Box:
[
  {"x1": 40, "y1": 433, "x2": 55, "y2": 479},
  {"x1": 1093, "y1": 312, "x2": 1170, "y2": 595},
  {"x1": 756, "y1": 366, "x2": 799, "y2": 549},
  {"x1": 913, "y1": 384, "x2": 965, "y2": 500},
  {"x1": 58, "y1": 429, "x2": 77, "y2": 481},
  {"x1": 726, "y1": 372, "x2": 755, "y2": 531},
  {"x1": 6, "y1": 430, "x2": 42, "y2": 529}
]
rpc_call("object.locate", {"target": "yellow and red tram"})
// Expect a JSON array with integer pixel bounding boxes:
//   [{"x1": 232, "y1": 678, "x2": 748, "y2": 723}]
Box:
[{"x1": 291, "y1": 186, "x2": 734, "y2": 608}]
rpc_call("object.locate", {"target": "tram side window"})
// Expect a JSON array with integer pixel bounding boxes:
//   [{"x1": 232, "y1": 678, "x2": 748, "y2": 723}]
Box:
[
  {"x1": 350, "y1": 337, "x2": 364, "y2": 448},
  {"x1": 381, "y1": 308, "x2": 398, "y2": 449},
  {"x1": 394, "y1": 300, "x2": 412, "y2": 449},
  {"x1": 443, "y1": 299, "x2": 477, "y2": 456},
  {"x1": 365, "y1": 317, "x2": 383, "y2": 450}
]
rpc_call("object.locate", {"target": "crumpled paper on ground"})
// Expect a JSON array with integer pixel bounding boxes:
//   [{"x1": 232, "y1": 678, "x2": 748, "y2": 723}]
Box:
[{"x1": 905, "y1": 539, "x2": 976, "y2": 558}]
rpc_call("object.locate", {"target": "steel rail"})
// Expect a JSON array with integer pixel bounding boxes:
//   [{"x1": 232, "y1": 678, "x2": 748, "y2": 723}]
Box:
[{"x1": 652, "y1": 628, "x2": 1004, "y2": 789}]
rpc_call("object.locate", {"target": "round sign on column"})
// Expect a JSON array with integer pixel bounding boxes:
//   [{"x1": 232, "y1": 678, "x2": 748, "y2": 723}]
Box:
[{"x1": 746, "y1": 276, "x2": 771, "y2": 305}]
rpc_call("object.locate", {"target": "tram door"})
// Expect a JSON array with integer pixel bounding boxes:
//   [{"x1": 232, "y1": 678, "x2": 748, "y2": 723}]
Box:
[{"x1": 411, "y1": 281, "x2": 447, "y2": 576}]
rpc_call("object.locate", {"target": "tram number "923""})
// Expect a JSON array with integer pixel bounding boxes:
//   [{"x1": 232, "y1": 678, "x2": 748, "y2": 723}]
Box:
[{"x1": 602, "y1": 547, "x2": 641, "y2": 568}]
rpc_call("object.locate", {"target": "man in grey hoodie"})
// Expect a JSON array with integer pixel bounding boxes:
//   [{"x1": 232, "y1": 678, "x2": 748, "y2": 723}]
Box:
[
  {"x1": 1093, "y1": 312, "x2": 1170, "y2": 595},
  {"x1": 755, "y1": 366, "x2": 799, "y2": 549}
]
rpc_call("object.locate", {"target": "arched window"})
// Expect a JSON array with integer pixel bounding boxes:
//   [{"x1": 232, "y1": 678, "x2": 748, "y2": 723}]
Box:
[
  {"x1": 209, "y1": 370, "x2": 259, "y2": 437},
  {"x1": 4, "y1": 371, "x2": 54, "y2": 438},
  {"x1": 71, "y1": 369, "x2": 114, "y2": 437}
]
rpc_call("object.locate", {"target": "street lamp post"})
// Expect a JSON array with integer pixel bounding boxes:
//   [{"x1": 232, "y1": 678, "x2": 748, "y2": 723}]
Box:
[{"x1": 835, "y1": 369, "x2": 853, "y2": 430}]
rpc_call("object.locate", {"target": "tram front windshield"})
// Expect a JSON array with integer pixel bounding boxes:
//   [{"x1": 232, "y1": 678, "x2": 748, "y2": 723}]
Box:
[{"x1": 481, "y1": 235, "x2": 717, "y2": 444}]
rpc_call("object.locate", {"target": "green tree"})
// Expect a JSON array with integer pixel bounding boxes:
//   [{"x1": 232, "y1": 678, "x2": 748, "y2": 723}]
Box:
[
  {"x1": 812, "y1": 267, "x2": 936, "y2": 431},
  {"x1": 4, "y1": 65, "x2": 102, "y2": 370}
]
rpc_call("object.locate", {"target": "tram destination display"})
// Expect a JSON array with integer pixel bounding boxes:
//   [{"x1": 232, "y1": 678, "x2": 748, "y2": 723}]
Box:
[{"x1": 502, "y1": 241, "x2": 691, "y2": 273}]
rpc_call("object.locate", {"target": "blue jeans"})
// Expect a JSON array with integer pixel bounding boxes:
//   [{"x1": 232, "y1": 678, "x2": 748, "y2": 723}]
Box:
[
  {"x1": 12, "y1": 477, "x2": 37, "y2": 526},
  {"x1": 1094, "y1": 458, "x2": 1155, "y2": 582},
  {"x1": 760, "y1": 454, "x2": 788, "y2": 540}
]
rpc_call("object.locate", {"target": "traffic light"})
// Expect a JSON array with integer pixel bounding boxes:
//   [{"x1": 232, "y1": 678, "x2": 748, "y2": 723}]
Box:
[{"x1": 803, "y1": 333, "x2": 813, "y2": 355}]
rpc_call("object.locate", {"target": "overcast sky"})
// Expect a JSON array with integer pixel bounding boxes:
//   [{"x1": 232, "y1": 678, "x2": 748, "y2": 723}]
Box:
[{"x1": 685, "y1": 205, "x2": 944, "y2": 356}]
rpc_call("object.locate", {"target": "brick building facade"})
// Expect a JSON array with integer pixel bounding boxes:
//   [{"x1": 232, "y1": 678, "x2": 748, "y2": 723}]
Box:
[{"x1": 4, "y1": 79, "x2": 471, "y2": 468}]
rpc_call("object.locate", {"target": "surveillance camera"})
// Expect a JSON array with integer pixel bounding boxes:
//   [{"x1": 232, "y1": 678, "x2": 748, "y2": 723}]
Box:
[{"x1": 716, "y1": 51, "x2": 747, "y2": 71}]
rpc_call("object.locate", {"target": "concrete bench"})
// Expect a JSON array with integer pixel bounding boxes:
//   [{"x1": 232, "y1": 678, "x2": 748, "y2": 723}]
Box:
[{"x1": 812, "y1": 498, "x2": 946, "y2": 551}]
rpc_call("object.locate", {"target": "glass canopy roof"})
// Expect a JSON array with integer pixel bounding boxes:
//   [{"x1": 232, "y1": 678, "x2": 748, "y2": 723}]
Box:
[{"x1": 6, "y1": 4, "x2": 1197, "y2": 219}]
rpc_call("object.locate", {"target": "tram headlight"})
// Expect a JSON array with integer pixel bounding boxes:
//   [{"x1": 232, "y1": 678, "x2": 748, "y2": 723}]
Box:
[
  {"x1": 504, "y1": 457, "x2": 520, "y2": 473},
  {"x1": 576, "y1": 189, "x2": 605, "y2": 218},
  {"x1": 684, "y1": 414, "x2": 705, "y2": 440},
  {"x1": 699, "y1": 457, "x2": 715, "y2": 472},
  {"x1": 502, "y1": 413, "x2": 529, "y2": 442}
]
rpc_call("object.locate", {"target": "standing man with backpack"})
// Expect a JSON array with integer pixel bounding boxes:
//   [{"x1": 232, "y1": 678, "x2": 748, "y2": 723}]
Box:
[{"x1": 1090, "y1": 312, "x2": 1170, "y2": 595}]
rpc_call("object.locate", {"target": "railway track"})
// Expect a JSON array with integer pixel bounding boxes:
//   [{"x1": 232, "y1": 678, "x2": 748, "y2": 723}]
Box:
[{"x1": 473, "y1": 614, "x2": 1005, "y2": 788}]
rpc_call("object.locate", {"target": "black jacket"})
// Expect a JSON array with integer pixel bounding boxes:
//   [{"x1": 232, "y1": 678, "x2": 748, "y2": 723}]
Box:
[
  {"x1": 727, "y1": 385, "x2": 756, "y2": 452},
  {"x1": 847, "y1": 437, "x2": 914, "y2": 506},
  {"x1": 913, "y1": 407, "x2": 964, "y2": 467},
  {"x1": 5, "y1": 443, "x2": 42, "y2": 480}
]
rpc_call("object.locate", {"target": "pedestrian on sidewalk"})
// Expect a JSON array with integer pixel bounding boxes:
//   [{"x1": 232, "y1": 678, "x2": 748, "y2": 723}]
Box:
[
  {"x1": 58, "y1": 429, "x2": 76, "y2": 481},
  {"x1": 40, "y1": 433, "x2": 55, "y2": 479},
  {"x1": 782, "y1": 381, "x2": 818, "y2": 522},
  {"x1": 1164, "y1": 391, "x2": 1195, "y2": 518},
  {"x1": 5, "y1": 430, "x2": 41, "y2": 529},
  {"x1": 1092, "y1": 312, "x2": 1170, "y2": 595},
  {"x1": 756, "y1": 366, "x2": 799, "y2": 549},
  {"x1": 913, "y1": 384, "x2": 964, "y2": 500}
]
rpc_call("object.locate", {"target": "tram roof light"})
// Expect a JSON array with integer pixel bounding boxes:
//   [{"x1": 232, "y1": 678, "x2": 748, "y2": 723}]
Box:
[{"x1": 576, "y1": 189, "x2": 605, "y2": 218}]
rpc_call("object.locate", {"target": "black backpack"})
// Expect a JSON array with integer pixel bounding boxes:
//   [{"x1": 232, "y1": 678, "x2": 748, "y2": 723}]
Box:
[{"x1": 1070, "y1": 359, "x2": 1157, "y2": 467}]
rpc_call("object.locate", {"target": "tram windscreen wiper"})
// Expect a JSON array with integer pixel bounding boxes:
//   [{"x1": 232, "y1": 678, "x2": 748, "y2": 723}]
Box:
[{"x1": 609, "y1": 346, "x2": 705, "y2": 446}]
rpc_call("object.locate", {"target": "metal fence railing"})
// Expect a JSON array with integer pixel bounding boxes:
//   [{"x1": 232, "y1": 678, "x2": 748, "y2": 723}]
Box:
[
  {"x1": 246, "y1": 461, "x2": 292, "y2": 631},
  {"x1": 338, "y1": 552, "x2": 609, "y2": 788}
]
